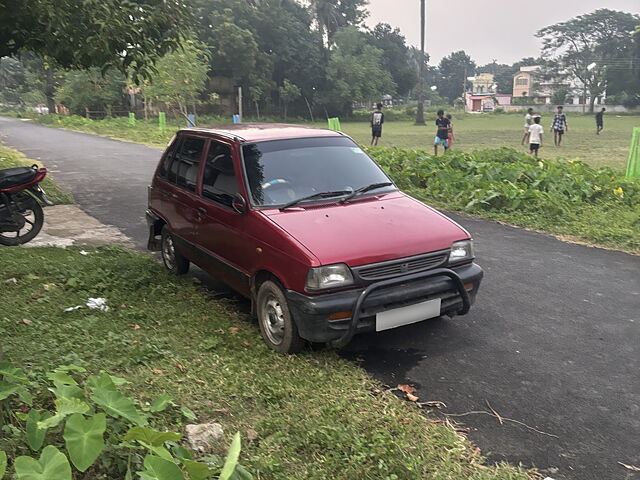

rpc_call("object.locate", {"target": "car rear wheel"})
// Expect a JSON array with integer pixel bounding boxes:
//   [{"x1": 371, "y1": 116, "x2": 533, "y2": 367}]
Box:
[
  {"x1": 257, "y1": 280, "x2": 305, "y2": 354},
  {"x1": 161, "y1": 226, "x2": 189, "y2": 275}
]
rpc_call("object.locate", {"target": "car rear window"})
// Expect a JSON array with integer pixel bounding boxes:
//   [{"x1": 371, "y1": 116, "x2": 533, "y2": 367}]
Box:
[{"x1": 241, "y1": 137, "x2": 394, "y2": 207}]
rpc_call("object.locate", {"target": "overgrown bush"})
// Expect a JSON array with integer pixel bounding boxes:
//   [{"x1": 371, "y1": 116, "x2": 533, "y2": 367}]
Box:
[
  {"x1": 369, "y1": 146, "x2": 640, "y2": 251},
  {"x1": 0, "y1": 363, "x2": 251, "y2": 479}
]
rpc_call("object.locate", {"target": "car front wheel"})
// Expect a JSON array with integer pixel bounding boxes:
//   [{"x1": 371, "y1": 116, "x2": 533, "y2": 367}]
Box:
[
  {"x1": 161, "y1": 226, "x2": 189, "y2": 275},
  {"x1": 257, "y1": 280, "x2": 305, "y2": 354}
]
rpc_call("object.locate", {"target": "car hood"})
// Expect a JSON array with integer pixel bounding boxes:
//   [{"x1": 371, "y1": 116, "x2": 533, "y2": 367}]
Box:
[{"x1": 262, "y1": 192, "x2": 470, "y2": 267}]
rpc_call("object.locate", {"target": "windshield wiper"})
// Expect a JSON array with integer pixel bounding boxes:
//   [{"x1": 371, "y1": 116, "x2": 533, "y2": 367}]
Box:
[
  {"x1": 280, "y1": 189, "x2": 353, "y2": 210},
  {"x1": 339, "y1": 182, "x2": 394, "y2": 203}
]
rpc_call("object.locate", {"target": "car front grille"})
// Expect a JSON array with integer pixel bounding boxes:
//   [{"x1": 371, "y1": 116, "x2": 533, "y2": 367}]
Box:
[{"x1": 354, "y1": 250, "x2": 449, "y2": 281}]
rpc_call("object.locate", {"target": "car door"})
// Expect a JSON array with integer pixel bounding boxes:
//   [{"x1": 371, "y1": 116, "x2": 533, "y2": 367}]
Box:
[
  {"x1": 191, "y1": 139, "x2": 252, "y2": 295},
  {"x1": 158, "y1": 134, "x2": 206, "y2": 244}
]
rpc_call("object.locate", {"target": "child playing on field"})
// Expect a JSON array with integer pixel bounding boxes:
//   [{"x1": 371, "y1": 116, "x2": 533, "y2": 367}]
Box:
[
  {"x1": 434, "y1": 110, "x2": 450, "y2": 155},
  {"x1": 446, "y1": 114, "x2": 455, "y2": 148},
  {"x1": 528, "y1": 116, "x2": 543, "y2": 157}
]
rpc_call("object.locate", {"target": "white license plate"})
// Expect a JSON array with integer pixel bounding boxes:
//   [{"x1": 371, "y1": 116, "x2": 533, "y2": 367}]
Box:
[{"x1": 375, "y1": 298, "x2": 442, "y2": 332}]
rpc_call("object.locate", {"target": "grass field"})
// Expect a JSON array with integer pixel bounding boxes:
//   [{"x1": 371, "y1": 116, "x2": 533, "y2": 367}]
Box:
[
  {"x1": 29, "y1": 112, "x2": 640, "y2": 170},
  {"x1": 0, "y1": 245, "x2": 533, "y2": 480},
  {"x1": 324, "y1": 114, "x2": 639, "y2": 171}
]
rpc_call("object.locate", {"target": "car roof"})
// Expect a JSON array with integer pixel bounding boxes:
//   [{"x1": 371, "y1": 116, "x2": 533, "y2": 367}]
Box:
[{"x1": 180, "y1": 123, "x2": 345, "y2": 143}]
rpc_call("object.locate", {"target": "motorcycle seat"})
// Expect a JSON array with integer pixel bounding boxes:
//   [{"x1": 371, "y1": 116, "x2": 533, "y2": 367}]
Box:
[{"x1": 0, "y1": 167, "x2": 37, "y2": 189}]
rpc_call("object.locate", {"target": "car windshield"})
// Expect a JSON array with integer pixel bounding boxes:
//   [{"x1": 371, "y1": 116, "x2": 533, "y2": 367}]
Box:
[{"x1": 241, "y1": 136, "x2": 396, "y2": 207}]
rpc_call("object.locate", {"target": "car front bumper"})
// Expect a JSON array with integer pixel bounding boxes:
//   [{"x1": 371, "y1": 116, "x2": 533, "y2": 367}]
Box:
[{"x1": 286, "y1": 262, "x2": 483, "y2": 343}]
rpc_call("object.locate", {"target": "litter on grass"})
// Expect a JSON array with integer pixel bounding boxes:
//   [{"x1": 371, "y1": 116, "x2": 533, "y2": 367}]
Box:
[
  {"x1": 64, "y1": 297, "x2": 109, "y2": 312},
  {"x1": 87, "y1": 297, "x2": 109, "y2": 311}
]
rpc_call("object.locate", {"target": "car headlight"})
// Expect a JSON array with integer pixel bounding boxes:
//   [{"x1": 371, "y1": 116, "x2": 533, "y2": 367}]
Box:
[
  {"x1": 306, "y1": 263, "x2": 354, "y2": 291},
  {"x1": 448, "y1": 240, "x2": 474, "y2": 265}
]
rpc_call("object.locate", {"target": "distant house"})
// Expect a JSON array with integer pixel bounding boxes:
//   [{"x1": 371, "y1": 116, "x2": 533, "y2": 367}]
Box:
[
  {"x1": 465, "y1": 74, "x2": 512, "y2": 112},
  {"x1": 512, "y1": 66, "x2": 605, "y2": 105}
]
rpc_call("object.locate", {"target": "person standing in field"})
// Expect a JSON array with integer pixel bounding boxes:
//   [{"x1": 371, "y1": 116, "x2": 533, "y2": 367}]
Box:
[
  {"x1": 446, "y1": 114, "x2": 455, "y2": 148},
  {"x1": 370, "y1": 103, "x2": 384, "y2": 146},
  {"x1": 528, "y1": 116, "x2": 543, "y2": 157},
  {"x1": 521, "y1": 107, "x2": 534, "y2": 145},
  {"x1": 434, "y1": 109, "x2": 450, "y2": 155},
  {"x1": 551, "y1": 105, "x2": 568, "y2": 146},
  {"x1": 595, "y1": 107, "x2": 606, "y2": 135}
]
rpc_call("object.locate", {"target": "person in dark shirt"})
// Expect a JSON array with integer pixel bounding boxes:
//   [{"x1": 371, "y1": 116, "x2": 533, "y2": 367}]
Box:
[
  {"x1": 434, "y1": 109, "x2": 450, "y2": 155},
  {"x1": 370, "y1": 103, "x2": 384, "y2": 146},
  {"x1": 595, "y1": 107, "x2": 606, "y2": 135}
]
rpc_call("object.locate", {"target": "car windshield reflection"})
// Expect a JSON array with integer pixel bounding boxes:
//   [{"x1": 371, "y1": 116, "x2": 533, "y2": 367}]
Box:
[{"x1": 242, "y1": 136, "x2": 396, "y2": 207}]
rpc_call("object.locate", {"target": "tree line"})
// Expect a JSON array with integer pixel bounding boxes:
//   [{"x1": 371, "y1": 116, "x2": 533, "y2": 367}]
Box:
[{"x1": 0, "y1": 2, "x2": 638, "y2": 119}]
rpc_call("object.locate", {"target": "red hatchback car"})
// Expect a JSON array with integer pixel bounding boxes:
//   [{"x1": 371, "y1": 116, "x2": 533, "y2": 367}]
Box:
[{"x1": 146, "y1": 124, "x2": 483, "y2": 353}]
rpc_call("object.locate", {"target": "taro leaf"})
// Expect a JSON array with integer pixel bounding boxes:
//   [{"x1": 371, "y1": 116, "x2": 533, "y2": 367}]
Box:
[
  {"x1": 87, "y1": 373, "x2": 117, "y2": 392},
  {"x1": 91, "y1": 388, "x2": 147, "y2": 425},
  {"x1": 49, "y1": 384, "x2": 85, "y2": 402},
  {"x1": 124, "y1": 426, "x2": 181, "y2": 447},
  {"x1": 230, "y1": 464, "x2": 254, "y2": 480},
  {"x1": 149, "y1": 394, "x2": 173, "y2": 412},
  {"x1": 14, "y1": 445, "x2": 72, "y2": 480},
  {"x1": 180, "y1": 407, "x2": 197, "y2": 420},
  {"x1": 143, "y1": 443, "x2": 173, "y2": 461},
  {"x1": 17, "y1": 387, "x2": 33, "y2": 406},
  {"x1": 63, "y1": 413, "x2": 106, "y2": 472},
  {"x1": 47, "y1": 371, "x2": 77, "y2": 388},
  {"x1": 0, "y1": 363, "x2": 28, "y2": 382},
  {"x1": 182, "y1": 459, "x2": 212, "y2": 480},
  {"x1": 140, "y1": 455, "x2": 185, "y2": 480},
  {"x1": 0, "y1": 382, "x2": 20, "y2": 401},
  {"x1": 0, "y1": 451, "x2": 6, "y2": 478},
  {"x1": 38, "y1": 397, "x2": 90, "y2": 430},
  {"x1": 219, "y1": 432, "x2": 241, "y2": 480},
  {"x1": 26, "y1": 410, "x2": 52, "y2": 451}
]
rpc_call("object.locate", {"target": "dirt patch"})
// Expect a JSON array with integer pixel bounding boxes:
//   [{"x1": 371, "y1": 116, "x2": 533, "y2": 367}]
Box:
[{"x1": 24, "y1": 204, "x2": 133, "y2": 248}]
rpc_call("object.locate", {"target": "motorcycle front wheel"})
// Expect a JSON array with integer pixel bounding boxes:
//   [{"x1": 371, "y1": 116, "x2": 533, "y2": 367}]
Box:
[{"x1": 0, "y1": 196, "x2": 44, "y2": 246}]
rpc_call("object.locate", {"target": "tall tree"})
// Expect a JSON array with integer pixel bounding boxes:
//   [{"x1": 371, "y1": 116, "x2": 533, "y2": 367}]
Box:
[
  {"x1": 322, "y1": 27, "x2": 395, "y2": 114},
  {"x1": 536, "y1": 9, "x2": 639, "y2": 112},
  {"x1": 437, "y1": 51, "x2": 476, "y2": 103},
  {"x1": 0, "y1": 0, "x2": 191, "y2": 83},
  {"x1": 369, "y1": 23, "x2": 417, "y2": 97},
  {"x1": 143, "y1": 43, "x2": 209, "y2": 117},
  {"x1": 55, "y1": 69, "x2": 126, "y2": 115},
  {"x1": 308, "y1": 0, "x2": 369, "y2": 46}
]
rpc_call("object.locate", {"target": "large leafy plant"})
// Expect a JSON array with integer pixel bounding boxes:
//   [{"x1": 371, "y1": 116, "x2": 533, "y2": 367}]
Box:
[{"x1": 0, "y1": 363, "x2": 251, "y2": 479}]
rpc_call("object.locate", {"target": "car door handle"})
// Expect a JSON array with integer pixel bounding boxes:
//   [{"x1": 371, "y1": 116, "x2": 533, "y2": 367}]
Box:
[{"x1": 197, "y1": 207, "x2": 207, "y2": 215}]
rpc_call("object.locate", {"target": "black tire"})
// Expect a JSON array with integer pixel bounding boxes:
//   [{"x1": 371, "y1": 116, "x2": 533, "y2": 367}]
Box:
[
  {"x1": 160, "y1": 226, "x2": 189, "y2": 275},
  {"x1": 0, "y1": 196, "x2": 44, "y2": 246},
  {"x1": 256, "y1": 280, "x2": 305, "y2": 354}
]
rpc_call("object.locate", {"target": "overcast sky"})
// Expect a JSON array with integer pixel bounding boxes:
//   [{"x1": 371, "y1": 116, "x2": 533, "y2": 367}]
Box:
[{"x1": 364, "y1": 0, "x2": 640, "y2": 65}]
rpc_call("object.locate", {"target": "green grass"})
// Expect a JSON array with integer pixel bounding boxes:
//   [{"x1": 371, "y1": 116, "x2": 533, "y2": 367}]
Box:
[
  {"x1": 32, "y1": 113, "x2": 640, "y2": 170},
  {"x1": 0, "y1": 246, "x2": 533, "y2": 480},
  {"x1": 0, "y1": 144, "x2": 74, "y2": 204}
]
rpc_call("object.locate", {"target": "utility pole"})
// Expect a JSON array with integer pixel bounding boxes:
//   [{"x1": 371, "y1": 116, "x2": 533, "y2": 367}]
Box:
[{"x1": 415, "y1": 0, "x2": 426, "y2": 125}]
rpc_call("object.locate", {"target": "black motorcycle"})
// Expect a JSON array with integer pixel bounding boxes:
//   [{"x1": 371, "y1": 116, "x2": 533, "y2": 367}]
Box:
[{"x1": 0, "y1": 165, "x2": 53, "y2": 246}]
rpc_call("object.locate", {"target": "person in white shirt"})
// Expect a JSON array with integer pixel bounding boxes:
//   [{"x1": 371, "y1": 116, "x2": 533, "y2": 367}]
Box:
[
  {"x1": 528, "y1": 116, "x2": 544, "y2": 157},
  {"x1": 521, "y1": 108, "x2": 534, "y2": 145}
]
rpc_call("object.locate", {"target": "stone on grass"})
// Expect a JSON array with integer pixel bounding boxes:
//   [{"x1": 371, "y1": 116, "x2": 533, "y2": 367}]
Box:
[{"x1": 185, "y1": 423, "x2": 224, "y2": 452}]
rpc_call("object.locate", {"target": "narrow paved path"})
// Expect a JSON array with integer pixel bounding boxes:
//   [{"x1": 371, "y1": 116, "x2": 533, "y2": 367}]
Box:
[{"x1": 2, "y1": 117, "x2": 639, "y2": 480}]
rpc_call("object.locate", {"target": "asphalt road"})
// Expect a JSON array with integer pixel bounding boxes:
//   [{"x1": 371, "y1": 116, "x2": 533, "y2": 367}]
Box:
[{"x1": 2, "y1": 117, "x2": 639, "y2": 480}]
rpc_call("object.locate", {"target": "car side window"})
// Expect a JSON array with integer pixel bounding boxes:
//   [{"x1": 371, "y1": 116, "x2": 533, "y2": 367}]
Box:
[
  {"x1": 158, "y1": 136, "x2": 182, "y2": 180},
  {"x1": 170, "y1": 136, "x2": 205, "y2": 192},
  {"x1": 202, "y1": 142, "x2": 237, "y2": 207}
]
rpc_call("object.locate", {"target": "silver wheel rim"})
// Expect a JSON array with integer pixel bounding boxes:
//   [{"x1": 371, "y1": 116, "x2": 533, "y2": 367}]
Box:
[
  {"x1": 162, "y1": 235, "x2": 176, "y2": 271},
  {"x1": 0, "y1": 209, "x2": 36, "y2": 241},
  {"x1": 261, "y1": 295, "x2": 285, "y2": 345}
]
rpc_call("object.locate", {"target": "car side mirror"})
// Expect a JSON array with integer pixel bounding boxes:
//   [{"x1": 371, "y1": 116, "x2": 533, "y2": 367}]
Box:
[{"x1": 231, "y1": 193, "x2": 247, "y2": 214}]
